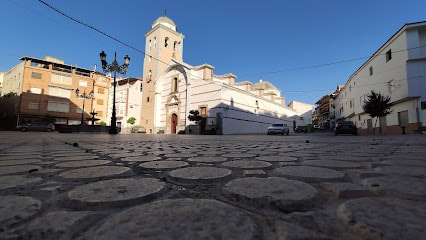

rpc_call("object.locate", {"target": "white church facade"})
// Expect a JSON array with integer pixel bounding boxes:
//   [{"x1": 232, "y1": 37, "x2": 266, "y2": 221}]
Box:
[{"x1": 140, "y1": 15, "x2": 309, "y2": 134}]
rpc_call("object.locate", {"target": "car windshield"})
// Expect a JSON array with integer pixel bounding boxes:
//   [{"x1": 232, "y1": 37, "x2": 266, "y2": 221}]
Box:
[{"x1": 272, "y1": 124, "x2": 284, "y2": 127}]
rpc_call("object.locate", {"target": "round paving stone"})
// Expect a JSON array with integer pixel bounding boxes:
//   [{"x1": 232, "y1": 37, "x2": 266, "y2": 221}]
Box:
[
  {"x1": 222, "y1": 160, "x2": 272, "y2": 169},
  {"x1": 0, "y1": 165, "x2": 41, "y2": 175},
  {"x1": 381, "y1": 159, "x2": 426, "y2": 167},
  {"x1": 55, "y1": 160, "x2": 111, "y2": 168},
  {"x1": 89, "y1": 198, "x2": 260, "y2": 240},
  {"x1": 169, "y1": 167, "x2": 232, "y2": 184},
  {"x1": 374, "y1": 166, "x2": 425, "y2": 177},
  {"x1": 59, "y1": 166, "x2": 132, "y2": 180},
  {"x1": 199, "y1": 151, "x2": 226, "y2": 155},
  {"x1": 224, "y1": 153, "x2": 257, "y2": 158},
  {"x1": 23, "y1": 211, "x2": 92, "y2": 239},
  {"x1": 255, "y1": 156, "x2": 298, "y2": 162},
  {"x1": 274, "y1": 166, "x2": 345, "y2": 182},
  {"x1": 139, "y1": 160, "x2": 189, "y2": 169},
  {"x1": 164, "y1": 153, "x2": 196, "y2": 158},
  {"x1": 0, "y1": 196, "x2": 42, "y2": 231},
  {"x1": 0, "y1": 175, "x2": 43, "y2": 190},
  {"x1": 68, "y1": 178, "x2": 165, "y2": 205},
  {"x1": 0, "y1": 159, "x2": 42, "y2": 166},
  {"x1": 121, "y1": 156, "x2": 161, "y2": 162},
  {"x1": 362, "y1": 175, "x2": 426, "y2": 200},
  {"x1": 301, "y1": 160, "x2": 361, "y2": 169},
  {"x1": 337, "y1": 197, "x2": 426, "y2": 240},
  {"x1": 223, "y1": 177, "x2": 318, "y2": 212},
  {"x1": 187, "y1": 156, "x2": 227, "y2": 163}
]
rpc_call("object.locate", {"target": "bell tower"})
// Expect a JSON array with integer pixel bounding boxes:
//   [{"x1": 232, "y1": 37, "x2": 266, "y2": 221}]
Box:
[{"x1": 141, "y1": 14, "x2": 184, "y2": 133}]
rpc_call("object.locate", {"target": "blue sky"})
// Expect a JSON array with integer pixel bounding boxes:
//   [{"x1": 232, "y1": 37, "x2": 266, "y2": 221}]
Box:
[{"x1": 1, "y1": 0, "x2": 425, "y2": 105}]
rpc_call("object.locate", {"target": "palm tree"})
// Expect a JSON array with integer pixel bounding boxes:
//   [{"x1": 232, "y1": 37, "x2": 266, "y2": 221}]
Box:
[{"x1": 362, "y1": 90, "x2": 392, "y2": 133}]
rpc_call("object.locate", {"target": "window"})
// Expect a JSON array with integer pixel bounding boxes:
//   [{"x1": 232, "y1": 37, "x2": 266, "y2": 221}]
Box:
[
  {"x1": 31, "y1": 72, "x2": 42, "y2": 79},
  {"x1": 97, "y1": 111, "x2": 103, "y2": 117},
  {"x1": 200, "y1": 106, "x2": 207, "y2": 117},
  {"x1": 149, "y1": 40, "x2": 152, "y2": 51},
  {"x1": 140, "y1": 83, "x2": 143, "y2": 92},
  {"x1": 98, "y1": 76, "x2": 107, "y2": 82},
  {"x1": 51, "y1": 72, "x2": 72, "y2": 85},
  {"x1": 154, "y1": 37, "x2": 157, "y2": 48},
  {"x1": 147, "y1": 97, "x2": 150, "y2": 103},
  {"x1": 369, "y1": 66, "x2": 373, "y2": 76},
  {"x1": 165, "y1": 37, "x2": 169, "y2": 47},
  {"x1": 97, "y1": 99, "x2": 104, "y2": 105},
  {"x1": 48, "y1": 86, "x2": 71, "y2": 99},
  {"x1": 171, "y1": 77, "x2": 178, "y2": 92},
  {"x1": 79, "y1": 80, "x2": 88, "y2": 87},
  {"x1": 174, "y1": 41, "x2": 178, "y2": 51},
  {"x1": 30, "y1": 87, "x2": 42, "y2": 94},
  {"x1": 28, "y1": 102, "x2": 39, "y2": 110},
  {"x1": 421, "y1": 101, "x2": 426, "y2": 110},
  {"x1": 386, "y1": 49, "x2": 392, "y2": 62},
  {"x1": 388, "y1": 80, "x2": 394, "y2": 94},
  {"x1": 76, "y1": 107, "x2": 83, "y2": 113},
  {"x1": 98, "y1": 88, "x2": 104, "y2": 94},
  {"x1": 47, "y1": 101, "x2": 69, "y2": 112}
]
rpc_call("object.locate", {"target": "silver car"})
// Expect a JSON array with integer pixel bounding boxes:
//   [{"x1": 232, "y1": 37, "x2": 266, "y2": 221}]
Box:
[
  {"x1": 16, "y1": 122, "x2": 55, "y2": 132},
  {"x1": 267, "y1": 123, "x2": 290, "y2": 135}
]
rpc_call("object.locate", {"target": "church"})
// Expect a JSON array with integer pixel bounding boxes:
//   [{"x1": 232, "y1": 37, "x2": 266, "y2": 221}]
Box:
[{"x1": 140, "y1": 15, "x2": 309, "y2": 134}]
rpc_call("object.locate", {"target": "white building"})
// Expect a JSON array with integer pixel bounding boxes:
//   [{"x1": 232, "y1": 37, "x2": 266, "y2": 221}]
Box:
[
  {"x1": 333, "y1": 21, "x2": 426, "y2": 134},
  {"x1": 141, "y1": 15, "x2": 307, "y2": 134},
  {"x1": 153, "y1": 60, "x2": 304, "y2": 134},
  {"x1": 106, "y1": 77, "x2": 143, "y2": 131},
  {"x1": 287, "y1": 101, "x2": 314, "y2": 126}
]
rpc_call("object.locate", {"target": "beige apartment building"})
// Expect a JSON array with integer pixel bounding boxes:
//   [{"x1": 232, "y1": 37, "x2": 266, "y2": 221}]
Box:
[{"x1": 0, "y1": 56, "x2": 110, "y2": 130}]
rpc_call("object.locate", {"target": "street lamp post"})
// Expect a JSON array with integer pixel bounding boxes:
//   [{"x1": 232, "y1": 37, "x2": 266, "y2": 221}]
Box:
[
  {"x1": 99, "y1": 51, "x2": 130, "y2": 134},
  {"x1": 75, "y1": 88, "x2": 94, "y2": 126}
]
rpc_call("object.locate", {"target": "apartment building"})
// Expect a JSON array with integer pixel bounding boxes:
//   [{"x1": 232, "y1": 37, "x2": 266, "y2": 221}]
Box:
[
  {"x1": 0, "y1": 56, "x2": 110, "y2": 130},
  {"x1": 105, "y1": 77, "x2": 143, "y2": 131},
  {"x1": 313, "y1": 95, "x2": 331, "y2": 129},
  {"x1": 333, "y1": 21, "x2": 426, "y2": 134}
]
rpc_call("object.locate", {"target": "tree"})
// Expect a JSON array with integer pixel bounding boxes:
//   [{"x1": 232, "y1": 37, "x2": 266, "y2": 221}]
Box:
[
  {"x1": 362, "y1": 90, "x2": 393, "y2": 134},
  {"x1": 43, "y1": 114, "x2": 56, "y2": 124},
  {"x1": 188, "y1": 110, "x2": 204, "y2": 134},
  {"x1": 127, "y1": 117, "x2": 136, "y2": 125},
  {"x1": 188, "y1": 110, "x2": 203, "y2": 122}
]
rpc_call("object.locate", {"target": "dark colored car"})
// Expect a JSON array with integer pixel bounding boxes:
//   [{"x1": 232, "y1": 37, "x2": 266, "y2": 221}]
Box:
[
  {"x1": 16, "y1": 122, "x2": 55, "y2": 132},
  {"x1": 295, "y1": 126, "x2": 308, "y2": 133},
  {"x1": 334, "y1": 121, "x2": 357, "y2": 135}
]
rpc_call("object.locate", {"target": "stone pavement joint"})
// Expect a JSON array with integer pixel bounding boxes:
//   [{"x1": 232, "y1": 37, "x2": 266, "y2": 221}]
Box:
[{"x1": 0, "y1": 132, "x2": 425, "y2": 240}]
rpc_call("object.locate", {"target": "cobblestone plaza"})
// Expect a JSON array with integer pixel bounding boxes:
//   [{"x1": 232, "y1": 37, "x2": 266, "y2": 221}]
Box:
[{"x1": 0, "y1": 132, "x2": 425, "y2": 239}]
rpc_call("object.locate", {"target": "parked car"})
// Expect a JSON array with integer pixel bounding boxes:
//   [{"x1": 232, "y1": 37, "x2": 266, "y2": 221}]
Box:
[
  {"x1": 16, "y1": 122, "x2": 55, "y2": 132},
  {"x1": 334, "y1": 121, "x2": 357, "y2": 135},
  {"x1": 295, "y1": 126, "x2": 308, "y2": 133},
  {"x1": 267, "y1": 123, "x2": 290, "y2": 135},
  {"x1": 130, "y1": 125, "x2": 146, "y2": 133}
]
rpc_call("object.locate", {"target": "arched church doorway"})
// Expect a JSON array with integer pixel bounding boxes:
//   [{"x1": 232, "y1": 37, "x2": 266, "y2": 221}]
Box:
[{"x1": 171, "y1": 114, "x2": 178, "y2": 134}]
